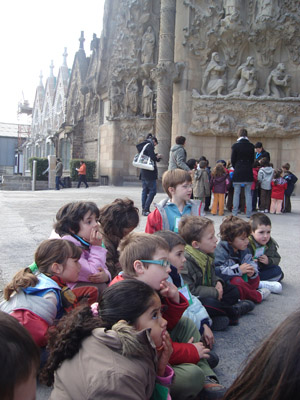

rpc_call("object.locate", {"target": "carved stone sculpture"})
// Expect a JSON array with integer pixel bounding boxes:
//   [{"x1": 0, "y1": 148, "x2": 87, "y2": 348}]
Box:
[
  {"x1": 202, "y1": 52, "x2": 226, "y2": 95},
  {"x1": 265, "y1": 63, "x2": 291, "y2": 98},
  {"x1": 125, "y1": 77, "x2": 139, "y2": 115},
  {"x1": 230, "y1": 56, "x2": 258, "y2": 96},
  {"x1": 141, "y1": 79, "x2": 153, "y2": 117},
  {"x1": 109, "y1": 80, "x2": 123, "y2": 117},
  {"x1": 141, "y1": 26, "x2": 155, "y2": 64}
]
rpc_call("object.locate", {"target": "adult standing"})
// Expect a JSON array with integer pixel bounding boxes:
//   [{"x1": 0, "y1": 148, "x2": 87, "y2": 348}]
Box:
[
  {"x1": 76, "y1": 160, "x2": 89, "y2": 189},
  {"x1": 254, "y1": 142, "x2": 270, "y2": 162},
  {"x1": 231, "y1": 128, "x2": 255, "y2": 218},
  {"x1": 136, "y1": 134, "x2": 161, "y2": 216},
  {"x1": 168, "y1": 136, "x2": 190, "y2": 171},
  {"x1": 55, "y1": 158, "x2": 65, "y2": 190}
]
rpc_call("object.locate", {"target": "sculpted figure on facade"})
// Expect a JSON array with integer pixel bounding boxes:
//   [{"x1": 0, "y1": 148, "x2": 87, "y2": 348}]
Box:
[
  {"x1": 202, "y1": 52, "x2": 226, "y2": 95},
  {"x1": 109, "y1": 80, "x2": 123, "y2": 117},
  {"x1": 222, "y1": 0, "x2": 240, "y2": 24},
  {"x1": 125, "y1": 77, "x2": 139, "y2": 115},
  {"x1": 229, "y1": 56, "x2": 258, "y2": 96},
  {"x1": 265, "y1": 63, "x2": 291, "y2": 98},
  {"x1": 141, "y1": 26, "x2": 155, "y2": 64},
  {"x1": 141, "y1": 79, "x2": 153, "y2": 117}
]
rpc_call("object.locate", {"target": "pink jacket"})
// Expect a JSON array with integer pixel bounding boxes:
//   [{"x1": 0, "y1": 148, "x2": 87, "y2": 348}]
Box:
[{"x1": 62, "y1": 235, "x2": 110, "y2": 289}]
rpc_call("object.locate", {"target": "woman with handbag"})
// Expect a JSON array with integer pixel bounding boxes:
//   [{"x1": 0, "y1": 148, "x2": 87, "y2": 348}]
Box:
[{"x1": 135, "y1": 134, "x2": 162, "y2": 216}]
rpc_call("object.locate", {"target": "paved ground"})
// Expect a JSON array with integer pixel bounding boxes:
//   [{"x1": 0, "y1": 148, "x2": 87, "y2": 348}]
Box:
[{"x1": 0, "y1": 186, "x2": 299, "y2": 399}]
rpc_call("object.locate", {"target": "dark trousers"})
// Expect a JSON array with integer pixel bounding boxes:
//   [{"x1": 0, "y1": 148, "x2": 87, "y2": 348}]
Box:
[
  {"x1": 77, "y1": 174, "x2": 88, "y2": 188},
  {"x1": 55, "y1": 176, "x2": 65, "y2": 190},
  {"x1": 259, "y1": 264, "x2": 283, "y2": 281},
  {"x1": 141, "y1": 179, "x2": 157, "y2": 211},
  {"x1": 260, "y1": 189, "x2": 271, "y2": 211},
  {"x1": 200, "y1": 283, "x2": 240, "y2": 321},
  {"x1": 283, "y1": 194, "x2": 291, "y2": 212}
]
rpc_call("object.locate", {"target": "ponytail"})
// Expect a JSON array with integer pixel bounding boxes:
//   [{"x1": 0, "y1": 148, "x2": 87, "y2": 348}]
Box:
[{"x1": 4, "y1": 268, "x2": 38, "y2": 300}]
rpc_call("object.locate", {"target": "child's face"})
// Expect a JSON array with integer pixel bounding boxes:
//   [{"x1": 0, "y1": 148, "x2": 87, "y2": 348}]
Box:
[
  {"x1": 168, "y1": 244, "x2": 186, "y2": 273},
  {"x1": 138, "y1": 248, "x2": 171, "y2": 290},
  {"x1": 231, "y1": 233, "x2": 249, "y2": 252},
  {"x1": 59, "y1": 258, "x2": 81, "y2": 283},
  {"x1": 194, "y1": 224, "x2": 217, "y2": 254},
  {"x1": 252, "y1": 224, "x2": 271, "y2": 246},
  {"x1": 169, "y1": 181, "x2": 192, "y2": 202},
  {"x1": 13, "y1": 370, "x2": 36, "y2": 400},
  {"x1": 135, "y1": 293, "x2": 167, "y2": 348},
  {"x1": 77, "y1": 211, "x2": 99, "y2": 241}
]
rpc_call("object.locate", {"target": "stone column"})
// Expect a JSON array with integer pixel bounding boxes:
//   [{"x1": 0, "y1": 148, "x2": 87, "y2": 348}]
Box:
[{"x1": 153, "y1": 0, "x2": 176, "y2": 177}]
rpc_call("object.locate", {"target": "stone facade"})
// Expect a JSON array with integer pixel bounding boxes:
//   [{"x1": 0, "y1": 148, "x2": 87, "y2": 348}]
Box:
[{"x1": 26, "y1": 0, "x2": 300, "y2": 191}]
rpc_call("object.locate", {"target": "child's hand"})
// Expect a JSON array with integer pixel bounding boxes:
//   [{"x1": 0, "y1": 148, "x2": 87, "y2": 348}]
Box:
[
  {"x1": 202, "y1": 324, "x2": 214, "y2": 349},
  {"x1": 188, "y1": 337, "x2": 210, "y2": 359},
  {"x1": 258, "y1": 255, "x2": 268, "y2": 264},
  {"x1": 157, "y1": 331, "x2": 173, "y2": 377},
  {"x1": 89, "y1": 267, "x2": 109, "y2": 283},
  {"x1": 240, "y1": 263, "x2": 254, "y2": 275},
  {"x1": 89, "y1": 226, "x2": 102, "y2": 246},
  {"x1": 215, "y1": 281, "x2": 223, "y2": 300},
  {"x1": 159, "y1": 280, "x2": 180, "y2": 304}
]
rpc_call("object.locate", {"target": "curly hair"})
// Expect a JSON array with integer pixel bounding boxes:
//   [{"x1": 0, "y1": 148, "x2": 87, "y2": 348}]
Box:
[
  {"x1": 98, "y1": 198, "x2": 139, "y2": 278},
  {"x1": 219, "y1": 216, "x2": 251, "y2": 243},
  {"x1": 54, "y1": 201, "x2": 100, "y2": 236},
  {"x1": 178, "y1": 215, "x2": 213, "y2": 245},
  {"x1": 40, "y1": 280, "x2": 157, "y2": 386},
  {"x1": 211, "y1": 163, "x2": 226, "y2": 177}
]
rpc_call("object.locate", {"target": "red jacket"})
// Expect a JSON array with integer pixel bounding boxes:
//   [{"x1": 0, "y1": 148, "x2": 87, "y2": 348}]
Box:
[
  {"x1": 271, "y1": 179, "x2": 287, "y2": 200},
  {"x1": 110, "y1": 274, "x2": 200, "y2": 365},
  {"x1": 251, "y1": 167, "x2": 260, "y2": 190},
  {"x1": 77, "y1": 163, "x2": 86, "y2": 175}
]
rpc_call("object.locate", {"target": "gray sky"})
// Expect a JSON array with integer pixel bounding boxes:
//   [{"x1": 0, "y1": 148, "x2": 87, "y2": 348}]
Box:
[{"x1": 0, "y1": 0, "x2": 105, "y2": 124}]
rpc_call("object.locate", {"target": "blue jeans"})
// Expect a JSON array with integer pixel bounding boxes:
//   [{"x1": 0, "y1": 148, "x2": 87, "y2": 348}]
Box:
[
  {"x1": 141, "y1": 179, "x2": 157, "y2": 211},
  {"x1": 233, "y1": 182, "x2": 252, "y2": 217},
  {"x1": 55, "y1": 176, "x2": 65, "y2": 190}
]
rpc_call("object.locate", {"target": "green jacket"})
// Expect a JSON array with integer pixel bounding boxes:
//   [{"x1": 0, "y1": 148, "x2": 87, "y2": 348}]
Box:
[
  {"x1": 248, "y1": 235, "x2": 281, "y2": 268},
  {"x1": 181, "y1": 247, "x2": 222, "y2": 299}
]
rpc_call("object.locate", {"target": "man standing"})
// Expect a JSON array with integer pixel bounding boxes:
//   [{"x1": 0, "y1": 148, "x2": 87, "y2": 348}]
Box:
[
  {"x1": 168, "y1": 136, "x2": 190, "y2": 171},
  {"x1": 76, "y1": 160, "x2": 89, "y2": 188},
  {"x1": 231, "y1": 128, "x2": 255, "y2": 218},
  {"x1": 55, "y1": 158, "x2": 65, "y2": 190},
  {"x1": 136, "y1": 134, "x2": 161, "y2": 216},
  {"x1": 254, "y1": 142, "x2": 270, "y2": 162}
]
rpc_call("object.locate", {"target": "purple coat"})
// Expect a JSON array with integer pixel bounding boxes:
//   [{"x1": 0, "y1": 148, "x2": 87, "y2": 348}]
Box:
[{"x1": 211, "y1": 173, "x2": 228, "y2": 194}]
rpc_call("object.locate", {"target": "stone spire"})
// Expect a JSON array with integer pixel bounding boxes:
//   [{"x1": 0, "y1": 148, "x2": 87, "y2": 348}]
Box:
[
  {"x1": 79, "y1": 31, "x2": 85, "y2": 50},
  {"x1": 62, "y1": 47, "x2": 68, "y2": 66},
  {"x1": 50, "y1": 60, "x2": 54, "y2": 77},
  {"x1": 39, "y1": 71, "x2": 43, "y2": 87}
]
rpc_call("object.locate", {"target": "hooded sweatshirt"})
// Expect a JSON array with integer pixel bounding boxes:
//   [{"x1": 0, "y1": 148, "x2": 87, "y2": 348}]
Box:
[
  {"x1": 258, "y1": 166, "x2": 274, "y2": 190},
  {"x1": 168, "y1": 144, "x2": 190, "y2": 171}
]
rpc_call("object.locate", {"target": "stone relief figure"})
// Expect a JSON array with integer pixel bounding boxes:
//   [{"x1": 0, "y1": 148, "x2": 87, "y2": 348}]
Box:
[
  {"x1": 265, "y1": 63, "x2": 291, "y2": 98},
  {"x1": 109, "y1": 80, "x2": 123, "y2": 117},
  {"x1": 141, "y1": 26, "x2": 155, "y2": 64},
  {"x1": 202, "y1": 52, "x2": 226, "y2": 95},
  {"x1": 141, "y1": 79, "x2": 153, "y2": 117},
  {"x1": 125, "y1": 78, "x2": 139, "y2": 115},
  {"x1": 229, "y1": 56, "x2": 258, "y2": 96},
  {"x1": 222, "y1": 0, "x2": 240, "y2": 24}
]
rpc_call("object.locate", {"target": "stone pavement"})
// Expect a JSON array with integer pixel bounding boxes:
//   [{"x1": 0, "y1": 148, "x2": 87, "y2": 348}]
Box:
[{"x1": 0, "y1": 186, "x2": 299, "y2": 399}]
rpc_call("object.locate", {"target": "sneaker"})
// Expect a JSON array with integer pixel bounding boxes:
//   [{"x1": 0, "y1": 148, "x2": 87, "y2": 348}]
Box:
[
  {"x1": 201, "y1": 377, "x2": 227, "y2": 400},
  {"x1": 206, "y1": 350, "x2": 219, "y2": 369},
  {"x1": 211, "y1": 316, "x2": 229, "y2": 331},
  {"x1": 142, "y1": 210, "x2": 150, "y2": 216},
  {"x1": 264, "y1": 209, "x2": 269, "y2": 213},
  {"x1": 233, "y1": 300, "x2": 255, "y2": 317},
  {"x1": 259, "y1": 281, "x2": 282, "y2": 294},
  {"x1": 257, "y1": 288, "x2": 271, "y2": 300}
]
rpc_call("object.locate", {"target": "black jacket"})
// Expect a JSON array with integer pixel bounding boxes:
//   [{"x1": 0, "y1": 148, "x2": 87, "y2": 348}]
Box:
[
  {"x1": 136, "y1": 139, "x2": 160, "y2": 180},
  {"x1": 255, "y1": 149, "x2": 270, "y2": 162},
  {"x1": 231, "y1": 138, "x2": 255, "y2": 182}
]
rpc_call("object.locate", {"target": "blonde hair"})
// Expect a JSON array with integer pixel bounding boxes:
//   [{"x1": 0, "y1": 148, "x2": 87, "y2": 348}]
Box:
[
  {"x1": 162, "y1": 169, "x2": 192, "y2": 198},
  {"x1": 119, "y1": 233, "x2": 169, "y2": 276},
  {"x1": 179, "y1": 215, "x2": 214, "y2": 245}
]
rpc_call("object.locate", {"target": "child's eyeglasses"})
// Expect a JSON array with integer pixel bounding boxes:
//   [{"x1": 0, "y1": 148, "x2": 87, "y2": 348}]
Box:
[{"x1": 140, "y1": 259, "x2": 171, "y2": 269}]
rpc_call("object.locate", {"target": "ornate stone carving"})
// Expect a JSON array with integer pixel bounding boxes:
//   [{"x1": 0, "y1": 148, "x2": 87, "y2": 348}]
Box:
[
  {"x1": 265, "y1": 63, "x2": 291, "y2": 98},
  {"x1": 141, "y1": 26, "x2": 155, "y2": 64},
  {"x1": 125, "y1": 77, "x2": 139, "y2": 115},
  {"x1": 118, "y1": 118, "x2": 155, "y2": 144},
  {"x1": 141, "y1": 79, "x2": 153, "y2": 117},
  {"x1": 201, "y1": 52, "x2": 226, "y2": 95},
  {"x1": 229, "y1": 56, "x2": 258, "y2": 96},
  {"x1": 109, "y1": 80, "x2": 124, "y2": 118}
]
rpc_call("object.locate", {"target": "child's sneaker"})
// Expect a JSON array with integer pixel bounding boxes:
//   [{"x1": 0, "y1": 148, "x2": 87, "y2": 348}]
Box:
[
  {"x1": 233, "y1": 299, "x2": 255, "y2": 317},
  {"x1": 259, "y1": 281, "x2": 282, "y2": 294},
  {"x1": 211, "y1": 316, "x2": 230, "y2": 331},
  {"x1": 200, "y1": 377, "x2": 226, "y2": 399},
  {"x1": 257, "y1": 288, "x2": 271, "y2": 300}
]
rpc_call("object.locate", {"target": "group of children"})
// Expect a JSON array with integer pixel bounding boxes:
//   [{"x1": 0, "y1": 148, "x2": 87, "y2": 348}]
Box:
[
  {"x1": 186, "y1": 156, "x2": 297, "y2": 217},
  {"x1": 0, "y1": 168, "x2": 290, "y2": 400}
]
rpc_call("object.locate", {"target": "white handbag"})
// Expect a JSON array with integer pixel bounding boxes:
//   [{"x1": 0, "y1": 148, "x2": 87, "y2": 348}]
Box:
[{"x1": 132, "y1": 143, "x2": 155, "y2": 171}]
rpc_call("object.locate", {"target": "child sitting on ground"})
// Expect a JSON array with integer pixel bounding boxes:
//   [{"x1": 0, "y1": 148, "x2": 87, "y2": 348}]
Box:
[
  {"x1": 210, "y1": 162, "x2": 228, "y2": 216},
  {"x1": 270, "y1": 169, "x2": 287, "y2": 215},
  {"x1": 0, "y1": 239, "x2": 98, "y2": 347},
  {"x1": 281, "y1": 163, "x2": 298, "y2": 213},
  {"x1": 0, "y1": 311, "x2": 40, "y2": 400},
  {"x1": 145, "y1": 169, "x2": 202, "y2": 233},
  {"x1": 257, "y1": 157, "x2": 274, "y2": 212},
  {"x1": 178, "y1": 216, "x2": 253, "y2": 331},
  {"x1": 41, "y1": 280, "x2": 174, "y2": 400},
  {"x1": 214, "y1": 216, "x2": 270, "y2": 304},
  {"x1": 248, "y1": 213, "x2": 283, "y2": 294},
  {"x1": 98, "y1": 198, "x2": 139, "y2": 279},
  {"x1": 53, "y1": 201, "x2": 110, "y2": 292},
  {"x1": 111, "y1": 232, "x2": 226, "y2": 400}
]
